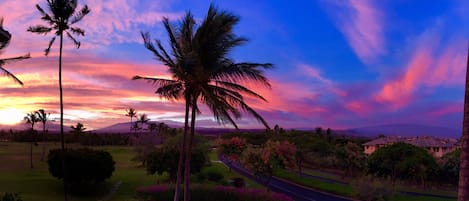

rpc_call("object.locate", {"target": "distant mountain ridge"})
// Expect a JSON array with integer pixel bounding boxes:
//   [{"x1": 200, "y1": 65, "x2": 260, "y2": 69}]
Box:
[
  {"x1": 346, "y1": 124, "x2": 460, "y2": 139},
  {"x1": 0, "y1": 122, "x2": 71, "y2": 133},
  {"x1": 3, "y1": 121, "x2": 458, "y2": 139}
]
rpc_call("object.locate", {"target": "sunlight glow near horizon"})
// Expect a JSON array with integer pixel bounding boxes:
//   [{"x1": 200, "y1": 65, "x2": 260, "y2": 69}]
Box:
[{"x1": 0, "y1": 108, "x2": 26, "y2": 125}]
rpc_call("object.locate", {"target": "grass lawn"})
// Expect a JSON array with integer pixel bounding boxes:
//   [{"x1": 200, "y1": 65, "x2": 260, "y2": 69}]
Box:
[
  {"x1": 0, "y1": 142, "x2": 157, "y2": 201},
  {"x1": 0, "y1": 142, "x2": 261, "y2": 201}
]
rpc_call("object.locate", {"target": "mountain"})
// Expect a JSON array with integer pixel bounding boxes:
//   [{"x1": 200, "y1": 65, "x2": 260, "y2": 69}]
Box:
[
  {"x1": 0, "y1": 122, "x2": 71, "y2": 133},
  {"x1": 346, "y1": 124, "x2": 460, "y2": 139},
  {"x1": 94, "y1": 120, "x2": 184, "y2": 133}
]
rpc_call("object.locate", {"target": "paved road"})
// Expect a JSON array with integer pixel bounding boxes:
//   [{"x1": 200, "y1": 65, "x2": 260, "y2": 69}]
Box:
[{"x1": 219, "y1": 156, "x2": 352, "y2": 201}]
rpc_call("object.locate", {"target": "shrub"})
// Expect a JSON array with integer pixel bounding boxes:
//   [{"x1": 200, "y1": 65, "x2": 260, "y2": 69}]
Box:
[
  {"x1": 48, "y1": 148, "x2": 115, "y2": 184},
  {"x1": 136, "y1": 185, "x2": 294, "y2": 201},
  {"x1": 205, "y1": 170, "x2": 224, "y2": 182},
  {"x1": 144, "y1": 146, "x2": 207, "y2": 181},
  {"x1": 231, "y1": 177, "x2": 245, "y2": 188},
  {"x1": 352, "y1": 176, "x2": 393, "y2": 201},
  {"x1": 0, "y1": 193, "x2": 22, "y2": 201}
]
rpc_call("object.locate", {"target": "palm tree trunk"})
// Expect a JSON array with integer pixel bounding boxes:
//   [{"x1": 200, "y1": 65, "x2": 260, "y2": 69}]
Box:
[
  {"x1": 30, "y1": 141, "x2": 33, "y2": 169},
  {"x1": 458, "y1": 44, "x2": 469, "y2": 201},
  {"x1": 173, "y1": 99, "x2": 190, "y2": 201},
  {"x1": 59, "y1": 33, "x2": 69, "y2": 201},
  {"x1": 41, "y1": 123, "x2": 46, "y2": 161},
  {"x1": 130, "y1": 117, "x2": 132, "y2": 132},
  {"x1": 184, "y1": 96, "x2": 197, "y2": 201}
]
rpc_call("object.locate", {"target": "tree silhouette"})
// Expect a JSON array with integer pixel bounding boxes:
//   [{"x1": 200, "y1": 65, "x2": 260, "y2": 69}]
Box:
[
  {"x1": 125, "y1": 107, "x2": 137, "y2": 133},
  {"x1": 148, "y1": 122, "x2": 157, "y2": 134},
  {"x1": 28, "y1": 2, "x2": 90, "y2": 199},
  {"x1": 137, "y1": 114, "x2": 150, "y2": 136},
  {"x1": 133, "y1": 5, "x2": 272, "y2": 201},
  {"x1": 70, "y1": 122, "x2": 86, "y2": 135},
  {"x1": 0, "y1": 18, "x2": 30, "y2": 85},
  {"x1": 24, "y1": 112, "x2": 39, "y2": 169},
  {"x1": 35, "y1": 109, "x2": 49, "y2": 161}
]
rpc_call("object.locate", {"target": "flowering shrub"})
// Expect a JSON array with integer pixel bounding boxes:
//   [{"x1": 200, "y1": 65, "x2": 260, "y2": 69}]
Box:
[
  {"x1": 241, "y1": 140, "x2": 296, "y2": 178},
  {"x1": 136, "y1": 185, "x2": 294, "y2": 201},
  {"x1": 263, "y1": 140, "x2": 297, "y2": 169},
  {"x1": 217, "y1": 137, "x2": 247, "y2": 162}
]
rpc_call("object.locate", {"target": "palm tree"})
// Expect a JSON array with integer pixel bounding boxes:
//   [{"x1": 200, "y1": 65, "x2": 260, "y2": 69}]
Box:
[
  {"x1": 28, "y1": 2, "x2": 89, "y2": 199},
  {"x1": 0, "y1": 18, "x2": 30, "y2": 85},
  {"x1": 24, "y1": 112, "x2": 39, "y2": 169},
  {"x1": 35, "y1": 109, "x2": 50, "y2": 161},
  {"x1": 133, "y1": 13, "x2": 194, "y2": 200},
  {"x1": 138, "y1": 113, "x2": 150, "y2": 133},
  {"x1": 148, "y1": 122, "x2": 158, "y2": 134},
  {"x1": 125, "y1": 107, "x2": 137, "y2": 133},
  {"x1": 70, "y1": 122, "x2": 86, "y2": 135},
  {"x1": 458, "y1": 44, "x2": 469, "y2": 201},
  {"x1": 134, "y1": 5, "x2": 272, "y2": 201}
]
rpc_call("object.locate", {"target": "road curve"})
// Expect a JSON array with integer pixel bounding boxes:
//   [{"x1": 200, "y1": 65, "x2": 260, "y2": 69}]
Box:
[{"x1": 219, "y1": 156, "x2": 352, "y2": 201}]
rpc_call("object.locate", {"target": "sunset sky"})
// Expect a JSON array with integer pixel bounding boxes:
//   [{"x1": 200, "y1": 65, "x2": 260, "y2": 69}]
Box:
[{"x1": 0, "y1": 0, "x2": 468, "y2": 130}]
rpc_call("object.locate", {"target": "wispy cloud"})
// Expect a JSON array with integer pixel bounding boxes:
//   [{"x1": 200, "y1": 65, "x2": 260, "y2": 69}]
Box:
[{"x1": 323, "y1": 0, "x2": 385, "y2": 64}]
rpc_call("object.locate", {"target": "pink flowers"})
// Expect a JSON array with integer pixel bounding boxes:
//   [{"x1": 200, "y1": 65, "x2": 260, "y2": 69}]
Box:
[{"x1": 217, "y1": 137, "x2": 247, "y2": 162}]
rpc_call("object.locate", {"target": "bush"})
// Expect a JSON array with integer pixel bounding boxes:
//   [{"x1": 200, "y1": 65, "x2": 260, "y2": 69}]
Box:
[
  {"x1": 136, "y1": 185, "x2": 294, "y2": 201},
  {"x1": 352, "y1": 176, "x2": 393, "y2": 201},
  {"x1": 231, "y1": 177, "x2": 245, "y2": 188},
  {"x1": 205, "y1": 170, "x2": 224, "y2": 182},
  {"x1": 144, "y1": 146, "x2": 207, "y2": 181},
  {"x1": 48, "y1": 148, "x2": 115, "y2": 184},
  {"x1": 0, "y1": 193, "x2": 22, "y2": 201}
]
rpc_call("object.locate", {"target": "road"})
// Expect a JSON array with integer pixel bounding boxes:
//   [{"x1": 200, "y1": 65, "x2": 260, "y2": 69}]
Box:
[{"x1": 219, "y1": 156, "x2": 352, "y2": 201}]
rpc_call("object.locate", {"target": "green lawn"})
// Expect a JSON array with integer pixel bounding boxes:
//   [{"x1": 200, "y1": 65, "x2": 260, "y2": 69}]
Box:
[
  {"x1": 0, "y1": 142, "x2": 262, "y2": 201},
  {"x1": 0, "y1": 142, "x2": 157, "y2": 201}
]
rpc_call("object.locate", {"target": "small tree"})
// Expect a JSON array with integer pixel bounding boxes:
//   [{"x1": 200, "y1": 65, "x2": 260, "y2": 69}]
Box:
[
  {"x1": 138, "y1": 114, "x2": 150, "y2": 129},
  {"x1": 241, "y1": 140, "x2": 296, "y2": 185},
  {"x1": 217, "y1": 137, "x2": 247, "y2": 171},
  {"x1": 367, "y1": 142, "x2": 438, "y2": 188},
  {"x1": 125, "y1": 107, "x2": 137, "y2": 133},
  {"x1": 24, "y1": 112, "x2": 39, "y2": 168},
  {"x1": 440, "y1": 149, "x2": 461, "y2": 185},
  {"x1": 70, "y1": 123, "x2": 86, "y2": 142},
  {"x1": 148, "y1": 123, "x2": 157, "y2": 134},
  {"x1": 336, "y1": 142, "x2": 366, "y2": 178},
  {"x1": 143, "y1": 134, "x2": 209, "y2": 182},
  {"x1": 35, "y1": 109, "x2": 50, "y2": 161}
]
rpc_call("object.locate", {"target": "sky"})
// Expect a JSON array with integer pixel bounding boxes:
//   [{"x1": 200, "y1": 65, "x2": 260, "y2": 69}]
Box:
[{"x1": 0, "y1": 0, "x2": 468, "y2": 131}]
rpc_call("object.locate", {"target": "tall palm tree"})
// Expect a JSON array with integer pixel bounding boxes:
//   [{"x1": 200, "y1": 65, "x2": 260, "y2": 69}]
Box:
[
  {"x1": 182, "y1": 6, "x2": 272, "y2": 200},
  {"x1": 24, "y1": 112, "x2": 39, "y2": 169},
  {"x1": 35, "y1": 109, "x2": 49, "y2": 161},
  {"x1": 0, "y1": 18, "x2": 30, "y2": 85},
  {"x1": 133, "y1": 13, "x2": 194, "y2": 200},
  {"x1": 458, "y1": 45, "x2": 469, "y2": 201},
  {"x1": 28, "y1": 1, "x2": 90, "y2": 200},
  {"x1": 125, "y1": 107, "x2": 137, "y2": 133},
  {"x1": 134, "y1": 5, "x2": 272, "y2": 201}
]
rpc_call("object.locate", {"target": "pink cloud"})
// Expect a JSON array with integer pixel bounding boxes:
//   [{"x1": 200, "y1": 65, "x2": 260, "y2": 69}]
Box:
[
  {"x1": 0, "y1": 0, "x2": 182, "y2": 55},
  {"x1": 324, "y1": 0, "x2": 385, "y2": 64},
  {"x1": 298, "y1": 64, "x2": 347, "y2": 97},
  {"x1": 429, "y1": 103, "x2": 462, "y2": 117},
  {"x1": 375, "y1": 48, "x2": 432, "y2": 108},
  {"x1": 344, "y1": 101, "x2": 373, "y2": 115},
  {"x1": 375, "y1": 38, "x2": 466, "y2": 109}
]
